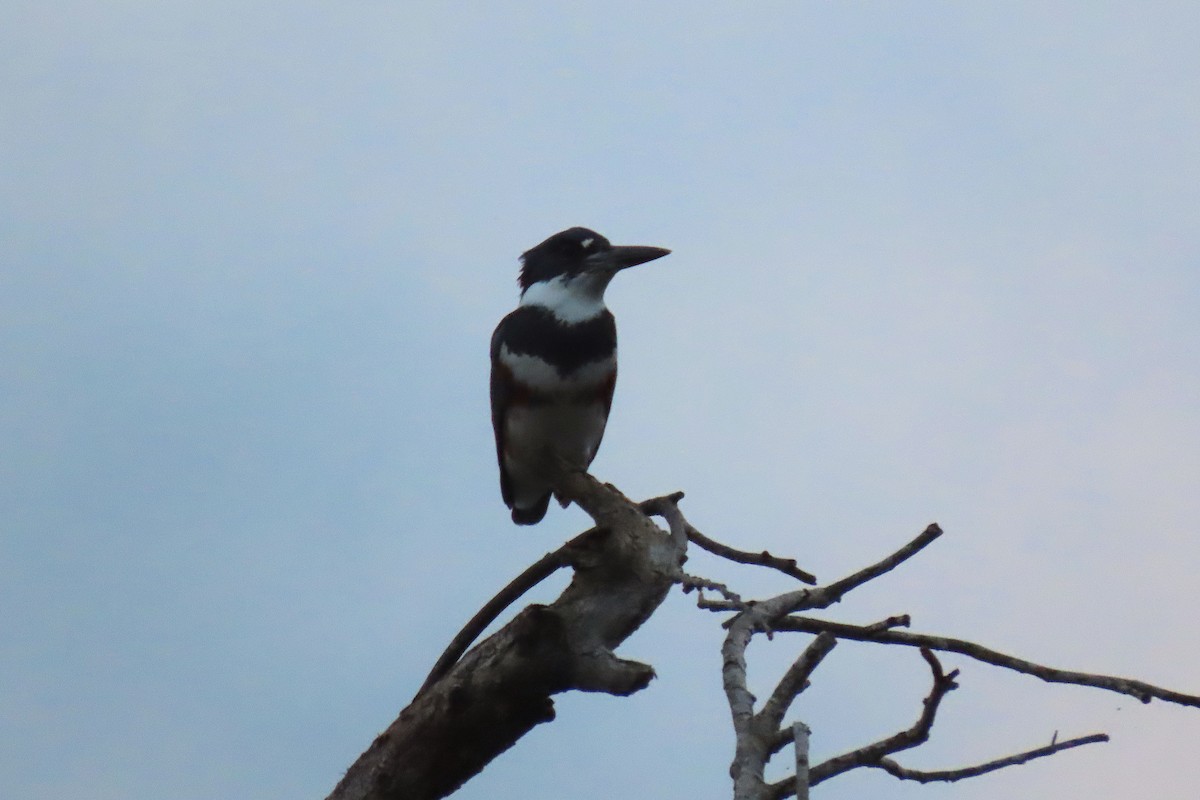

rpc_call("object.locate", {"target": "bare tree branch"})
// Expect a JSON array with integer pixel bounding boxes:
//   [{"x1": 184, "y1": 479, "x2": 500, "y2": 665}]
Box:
[
  {"x1": 338, "y1": 491, "x2": 1198, "y2": 800},
  {"x1": 641, "y1": 491, "x2": 689, "y2": 552},
  {"x1": 866, "y1": 614, "x2": 911, "y2": 632},
  {"x1": 777, "y1": 616, "x2": 1200, "y2": 709},
  {"x1": 417, "y1": 491, "x2": 687, "y2": 695},
  {"x1": 817, "y1": 523, "x2": 943, "y2": 603},
  {"x1": 697, "y1": 597, "x2": 744, "y2": 613},
  {"x1": 691, "y1": 517, "x2": 1197, "y2": 798},
  {"x1": 685, "y1": 522, "x2": 817, "y2": 585},
  {"x1": 415, "y1": 546, "x2": 575, "y2": 697},
  {"x1": 759, "y1": 632, "x2": 838, "y2": 733},
  {"x1": 874, "y1": 733, "x2": 1109, "y2": 783},
  {"x1": 680, "y1": 572, "x2": 746, "y2": 606},
  {"x1": 328, "y1": 473, "x2": 686, "y2": 800},
  {"x1": 723, "y1": 615, "x2": 766, "y2": 800},
  {"x1": 720, "y1": 523, "x2": 945, "y2": 633},
  {"x1": 768, "y1": 648, "x2": 959, "y2": 797},
  {"x1": 792, "y1": 722, "x2": 811, "y2": 800},
  {"x1": 720, "y1": 525, "x2": 957, "y2": 799}
]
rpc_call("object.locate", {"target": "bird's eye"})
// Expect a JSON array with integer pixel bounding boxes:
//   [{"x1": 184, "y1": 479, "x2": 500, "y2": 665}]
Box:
[{"x1": 580, "y1": 238, "x2": 594, "y2": 250}]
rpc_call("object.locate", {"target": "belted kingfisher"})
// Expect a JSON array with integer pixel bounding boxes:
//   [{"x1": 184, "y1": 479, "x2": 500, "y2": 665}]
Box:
[{"x1": 490, "y1": 227, "x2": 671, "y2": 525}]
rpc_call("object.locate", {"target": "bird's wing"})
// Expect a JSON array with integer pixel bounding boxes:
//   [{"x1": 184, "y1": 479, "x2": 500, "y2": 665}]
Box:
[
  {"x1": 590, "y1": 312, "x2": 618, "y2": 461},
  {"x1": 489, "y1": 314, "x2": 516, "y2": 506}
]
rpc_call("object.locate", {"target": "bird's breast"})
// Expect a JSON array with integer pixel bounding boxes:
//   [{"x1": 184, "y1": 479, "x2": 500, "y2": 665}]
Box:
[
  {"x1": 502, "y1": 395, "x2": 611, "y2": 475},
  {"x1": 498, "y1": 345, "x2": 616, "y2": 398}
]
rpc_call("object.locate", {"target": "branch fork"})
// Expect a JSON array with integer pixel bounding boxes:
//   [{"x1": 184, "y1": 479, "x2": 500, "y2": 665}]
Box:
[{"x1": 330, "y1": 481, "x2": 1200, "y2": 800}]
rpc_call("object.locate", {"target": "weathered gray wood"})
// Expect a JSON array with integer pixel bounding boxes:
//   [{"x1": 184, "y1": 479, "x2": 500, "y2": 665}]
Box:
[
  {"x1": 326, "y1": 472, "x2": 686, "y2": 800},
  {"x1": 792, "y1": 722, "x2": 810, "y2": 800}
]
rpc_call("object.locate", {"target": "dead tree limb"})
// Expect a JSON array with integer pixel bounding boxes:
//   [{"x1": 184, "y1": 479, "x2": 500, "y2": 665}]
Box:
[
  {"x1": 775, "y1": 616, "x2": 1200, "y2": 708},
  {"x1": 760, "y1": 632, "x2": 838, "y2": 735},
  {"x1": 769, "y1": 648, "x2": 960, "y2": 798},
  {"x1": 873, "y1": 732, "x2": 1109, "y2": 783},
  {"x1": 684, "y1": 521, "x2": 817, "y2": 584},
  {"x1": 707, "y1": 523, "x2": 1200, "y2": 798},
  {"x1": 332, "y1": 495, "x2": 1200, "y2": 800},
  {"x1": 327, "y1": 472, "x2": 687, "y2": 800},
  {"x1": 416, "y1": 491, "x2": 686, "y2": 695}
]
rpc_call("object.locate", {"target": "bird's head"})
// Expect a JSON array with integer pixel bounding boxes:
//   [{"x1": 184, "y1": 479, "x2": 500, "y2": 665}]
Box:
[{"x1": 518, "y1": 227, "x2": 671, "y2": 303}]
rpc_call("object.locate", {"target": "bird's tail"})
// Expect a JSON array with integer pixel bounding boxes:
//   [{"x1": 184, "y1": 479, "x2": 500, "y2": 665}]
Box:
[{"x1": 511, "y1": 492, "x2": 552, "y2": 525}]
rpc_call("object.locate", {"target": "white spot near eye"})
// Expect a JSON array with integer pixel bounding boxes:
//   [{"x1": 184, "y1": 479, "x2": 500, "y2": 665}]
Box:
[{"x1": 581, "y1": 238, "x2": 594, "y2": 249}]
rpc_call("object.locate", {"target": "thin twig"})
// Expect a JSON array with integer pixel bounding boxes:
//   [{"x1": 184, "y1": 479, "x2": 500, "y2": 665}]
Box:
[
  {"x1": 415, "y1": 546, "x2": 575, "y2": 696},
  {"x1": 760, "y1": 632, "x2": 838, "y2": 732},
  {"x1": 866, "y1": 614, "x2": 911, "y2": 632},
  {"x1": 818, "y1": 523, "x2": 942, "y2": 602},
  {"x1": 808, "y1": 648, "x2": 959, "y2": 786},
  {"x1": 697, "y1": 597, "x2": 743, "y2": 613},
  {"x1": 680, "y1": 572, "x2": 745, "y2": 605},
  {"x1": 778, "y1": 616, "x2": 1200, "y2": 709},
  {"x1": 719, "y1": 524, "x2": 943, "y2": 635},
  {"x1": 768, "y1": 648, "x2": 958, "y2": 799},
  {"x1": 874, "y1": 733, "x2": 1109, "y2": 783},
  {"x1": 685, "y1": 523, "x2": 817, "y2": 585}
]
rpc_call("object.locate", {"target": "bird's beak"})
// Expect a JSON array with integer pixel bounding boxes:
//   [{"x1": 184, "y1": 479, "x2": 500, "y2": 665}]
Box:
[{"x1": 586, "y1": 244, "x2": 671, "y2": 273}]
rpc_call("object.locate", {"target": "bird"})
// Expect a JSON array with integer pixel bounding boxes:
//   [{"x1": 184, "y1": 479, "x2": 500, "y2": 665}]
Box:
[{"x1": 489, "y1": 227, "x2": 671, "y2": 525}]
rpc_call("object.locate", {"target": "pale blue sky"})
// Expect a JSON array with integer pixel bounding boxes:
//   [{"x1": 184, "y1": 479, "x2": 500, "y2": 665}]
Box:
[{"x1": 3, "y1": 3, "x2": 1199, "y2": 799}]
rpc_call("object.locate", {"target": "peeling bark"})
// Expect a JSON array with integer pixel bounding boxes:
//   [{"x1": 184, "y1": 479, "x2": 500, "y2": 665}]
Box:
[{"x1": 327, "y1": 473, "x2": 685, "y2": 800}]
